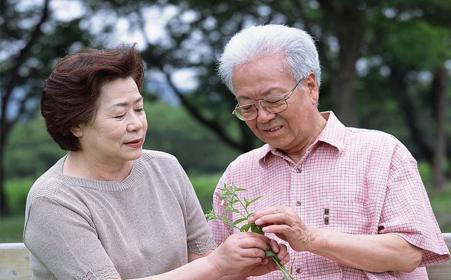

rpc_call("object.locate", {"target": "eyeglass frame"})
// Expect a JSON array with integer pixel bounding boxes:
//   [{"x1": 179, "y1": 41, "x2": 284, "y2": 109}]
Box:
[{"x1": 232, "y1": 78, "x2": 304, "y2": 121}]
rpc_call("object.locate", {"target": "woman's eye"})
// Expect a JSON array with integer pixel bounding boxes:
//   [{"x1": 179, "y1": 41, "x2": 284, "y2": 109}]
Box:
[
  {"x1": 135, "y1": 108, "x2": 144, "y2": 112},
  {"x1": 114, "y1": 114, "x2": 125, "y2": 119}
]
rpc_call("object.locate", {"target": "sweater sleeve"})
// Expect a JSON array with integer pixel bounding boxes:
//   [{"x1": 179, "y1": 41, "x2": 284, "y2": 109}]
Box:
[
  {"x1": 24, "y1": 196, "x2": 120, "y2": 280},
  {"x1": 175, "y1": 162, "x2": 217, "y2": 255}
]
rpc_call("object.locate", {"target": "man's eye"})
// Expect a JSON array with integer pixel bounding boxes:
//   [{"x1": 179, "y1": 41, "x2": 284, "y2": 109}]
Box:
[
  {"x1": 264, "y1": 96, "x2": 284, "y2": 103},
  {"x1": 114, "y1": 114, "x2": 125, "y2": 119},
  {"x1": 239, "y1": 105, "x2": 254, "y2": 112}
]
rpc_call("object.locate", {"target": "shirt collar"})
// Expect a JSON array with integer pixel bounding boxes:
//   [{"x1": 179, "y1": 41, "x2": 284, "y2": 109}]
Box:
[
  {"x1": 258, "y1": 111, "x2": 346, "y2": 165},
  {"x1": 317, "y1": 111, "x2": 346, "y2": 152}
]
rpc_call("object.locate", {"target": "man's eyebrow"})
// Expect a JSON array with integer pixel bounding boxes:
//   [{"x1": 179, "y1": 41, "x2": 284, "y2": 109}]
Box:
[
  {"x1": 236, "y1": 87, "x2": 286, "y2": 102},
  {"x1": 111, "y1": 96, "x2": 144, "y2": 108}
]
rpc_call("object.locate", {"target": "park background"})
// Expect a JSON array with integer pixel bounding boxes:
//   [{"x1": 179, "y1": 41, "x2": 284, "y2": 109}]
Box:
[{"x1": 1, "y1": 0, "x2": 450, "y2": 242}]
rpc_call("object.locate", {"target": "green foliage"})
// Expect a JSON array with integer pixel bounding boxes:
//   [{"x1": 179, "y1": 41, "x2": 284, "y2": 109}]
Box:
[
  {"x1": 5, "y1": 116, "x2": 65, "y2": 179},
  {"x1": 5, "y1": 178, "x2": 33, "y2": 215},
  {"x1": 206, "y1": 184, "x2": 294, "y2": 280},
  {"x1": 418, "y1": 161, "x2": 433, "y2": 185},
  {"x1": 383, "y1": 21, "x2": 450, "y2": 69},
  {"x1": 190, "y1": 173, "x2": 220, "y2": 212},
  {"x1": 144, "y1": 101, "x2": 239, "y2": 174},
  {"x1": 4, "y1": 101, "x2": 235, "y2": 182},
  {"x1": 0, "y1": 215, "x2": 25, "y2": 243},
  {"x1": 206, "y1": 184, "x2": 262, "y2": 231}
]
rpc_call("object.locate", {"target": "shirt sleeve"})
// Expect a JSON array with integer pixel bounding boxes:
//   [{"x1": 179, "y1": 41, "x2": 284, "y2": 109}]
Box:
[
  {"x1": 24, "y1": 196, "x2": 120, "y2": 280},
  {"x1": 175, "y1": 162, "x2": 217, "y2": 255},
  {"x1": 209, "y1": 168, "x2": 234, "y2": 247},
  {"x1": 378, "y1": 142, "x2": 450, "y2": 266}
]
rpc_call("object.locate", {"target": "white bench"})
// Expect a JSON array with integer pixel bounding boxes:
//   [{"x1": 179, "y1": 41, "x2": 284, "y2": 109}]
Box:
[{"x1": 1, "y1": 234, "x2": 450, "y2": 279}]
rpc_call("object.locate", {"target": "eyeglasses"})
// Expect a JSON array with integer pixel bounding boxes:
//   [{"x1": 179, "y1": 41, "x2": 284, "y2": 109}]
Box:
[{"x1": 232, "y1": 78, "x2": 304, "y2": 121}]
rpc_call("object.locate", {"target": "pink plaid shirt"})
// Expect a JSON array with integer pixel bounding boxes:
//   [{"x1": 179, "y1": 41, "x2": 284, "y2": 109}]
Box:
[{"x1": 210, "y1": 111, "x2": 449, "y2": 279}]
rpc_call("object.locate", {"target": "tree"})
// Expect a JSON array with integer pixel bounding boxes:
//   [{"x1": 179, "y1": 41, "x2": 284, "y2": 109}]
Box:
[
  {"x1": 1, "y1": 0, "x2": 450, "y2": 216},
  {"x1": 135, "y1": 0, "x2": 450, "y2": 186},
  {"x1": 1, "y1": 0, "x2": 51, "y2": 216},
  {"x1": 0, "y1": 0, "x2": 93, "y2": 216}
]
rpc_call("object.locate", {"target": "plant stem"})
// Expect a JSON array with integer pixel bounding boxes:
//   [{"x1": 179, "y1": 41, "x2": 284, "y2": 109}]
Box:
[{"x1": 271, "y1": 255, "x2": 295, "y2": 280}]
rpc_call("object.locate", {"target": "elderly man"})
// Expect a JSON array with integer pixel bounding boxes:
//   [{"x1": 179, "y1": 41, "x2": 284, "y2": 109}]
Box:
[{"x1": 210, "y1": 24, "x2": 450, "y2": 279}]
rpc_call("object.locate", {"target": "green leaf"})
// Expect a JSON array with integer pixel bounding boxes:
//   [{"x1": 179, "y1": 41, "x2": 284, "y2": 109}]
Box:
[
  {"x1": 240, "y1": 223, "x2": 251, "y2": 232},
  {"x1": 247, "y1": 196, "x2": 262, "y2": 206},
  {"x1": 205, "y1": 211, "x2": 216, "y2": 221},
  {"x1": 232, "y1": 217, "x2": 248, "y2": 226},
  {"x1": 250, "y1": 223, "x2": 264, "y2": 234}
]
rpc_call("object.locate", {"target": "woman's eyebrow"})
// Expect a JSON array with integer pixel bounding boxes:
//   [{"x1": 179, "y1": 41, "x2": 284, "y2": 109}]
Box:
[{"x1": 110, "y1": 96, "x2": 144, "y2": 108}]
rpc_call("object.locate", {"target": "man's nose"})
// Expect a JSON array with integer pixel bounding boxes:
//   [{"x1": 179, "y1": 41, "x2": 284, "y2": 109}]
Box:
[{"x1": 255, "y1": 102, "x2": 275, "y2": 122}]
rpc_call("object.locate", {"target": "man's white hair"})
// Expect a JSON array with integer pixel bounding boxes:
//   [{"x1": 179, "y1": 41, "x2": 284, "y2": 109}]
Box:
[{"x1": 218, "y1": 24, "x2": 321, "y2": 94}]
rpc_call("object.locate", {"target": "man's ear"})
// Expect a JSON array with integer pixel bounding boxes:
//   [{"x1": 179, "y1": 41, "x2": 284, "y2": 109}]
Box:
[
  {"x1": 70, "y1": 125, "x2": 83, "y2": 138},
  {"x1": 305, "y1": 73, "x2": 319, "y2": 104}
]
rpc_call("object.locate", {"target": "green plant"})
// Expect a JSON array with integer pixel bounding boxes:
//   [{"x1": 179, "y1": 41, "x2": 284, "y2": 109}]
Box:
[{"x1": 206, "y1": 184, "x2": 294, "y2": 280}]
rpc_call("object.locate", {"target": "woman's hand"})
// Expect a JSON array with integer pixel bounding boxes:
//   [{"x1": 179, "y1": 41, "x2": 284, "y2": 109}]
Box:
[
  {"x1": 207, "y1": 232, "x2": 289, "y2": 278},
  {"x1": 249, "y1": 207, "x2": 316, "y2": 252}
]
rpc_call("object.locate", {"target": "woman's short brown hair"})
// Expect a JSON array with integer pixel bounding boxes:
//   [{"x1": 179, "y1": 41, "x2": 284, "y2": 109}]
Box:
[{"x1": 41, "y1": 46, "x2": 144, "y2": 151}]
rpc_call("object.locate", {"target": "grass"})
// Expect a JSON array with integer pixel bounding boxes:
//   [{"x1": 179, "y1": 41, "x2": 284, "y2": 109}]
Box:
[
  {"x1": 426, "y1": 185, "x2": 451, "y2": 232},
  {"x1": 0, "y1": 215, "x2": 24, "y2": 242},
  {"x1": 5, "y1": 177, "x2": 34, "y2": 214},
  {"x1": 190, "y1": 173, "x2": 221, "y2": 213},
  {"x1": 1, "y1": 175, "x2": 450, "y2": 242},
  {"x1": 0, "y1": 178, "x2": 32, "y2": 242}
]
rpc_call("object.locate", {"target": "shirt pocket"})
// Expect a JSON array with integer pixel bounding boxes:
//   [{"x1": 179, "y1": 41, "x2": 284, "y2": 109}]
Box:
[{"x1": 310, "y1": 200, "x2": 372, "y2": 234}]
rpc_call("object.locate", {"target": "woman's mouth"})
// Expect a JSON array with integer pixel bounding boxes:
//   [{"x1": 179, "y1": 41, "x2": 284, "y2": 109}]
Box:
[{"x1": 125, "y1": 138, "x2": 143, "y2": 149}]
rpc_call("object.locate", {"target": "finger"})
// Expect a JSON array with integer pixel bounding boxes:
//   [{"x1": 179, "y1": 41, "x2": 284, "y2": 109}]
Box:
[
  {"x1": 278, "y1": 244, "x2": 288, "y2": 257},
  {"x1": 262, "y1": 224, "x2": 293, "y2": 235},
  {"x1": 249, "y1": 206, "x2": 287, "y2": 222},
  {"x1": 239, "y1": 232, "x2": 271, "y2": 249},
  {"x1": 254, "y1": 213, "x2": 295, "y2": 227},
  {"x1": 238, "y1": 256, "x2": 265, "y2": 267},
  {"x1": 277, "y1": 244, "x2": 289, "y2": 263},
  {"x1": 238, "y1": 247, "x2": 266, "y2": 259},
  {"x1": 280, "y1": 254, "x2": 290, "y2": 265},
  {"x1": 269, "y1": 239, "x2": 279, "y2": 253}
]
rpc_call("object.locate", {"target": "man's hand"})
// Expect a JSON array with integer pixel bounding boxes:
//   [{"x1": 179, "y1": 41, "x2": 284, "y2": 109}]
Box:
[{"x1": 249, "y1": 206, "x2": 316, "y2": 252}]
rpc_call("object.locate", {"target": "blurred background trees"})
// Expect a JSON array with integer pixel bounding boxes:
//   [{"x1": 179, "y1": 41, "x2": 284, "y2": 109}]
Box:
[{"x1": 1, "y1": 0, "x2": 450, "y2": 218}]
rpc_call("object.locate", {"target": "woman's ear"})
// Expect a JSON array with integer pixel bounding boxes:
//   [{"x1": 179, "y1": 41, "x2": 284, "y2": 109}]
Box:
[{"x1": 70, "y1": 125, "x2": 83, "y2": 138}]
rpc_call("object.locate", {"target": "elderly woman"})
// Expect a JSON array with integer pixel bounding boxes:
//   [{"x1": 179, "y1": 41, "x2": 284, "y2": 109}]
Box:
[{"x1": 24, "y1": 46, "x2": 287, "y2": 279}]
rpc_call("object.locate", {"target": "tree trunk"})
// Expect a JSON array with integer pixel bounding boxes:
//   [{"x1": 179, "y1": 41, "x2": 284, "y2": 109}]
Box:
[
  {"x1": 391, "y1": 67, "x2": 434, "y2": 162},
  {"x1": 318, "y1": 0, "x2": 366, "y2": 127},
  {"x1": 432, "y1": 66, "x2": 448, "y2": 190},
  {"x1": 330, "y1": 66, "x2": 359, "y2": 127}
]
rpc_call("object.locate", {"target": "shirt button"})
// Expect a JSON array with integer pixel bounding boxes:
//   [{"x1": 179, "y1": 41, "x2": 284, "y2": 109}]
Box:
[
  {"x1": 296, "y1": 268, "x2": 301, "y2": 274},
  {"x1": 296, "y1": 201, "x2": 302, "y2": 206},
  {"x1": 296, "y1": 167, "x2": 302, "y2": 173}
]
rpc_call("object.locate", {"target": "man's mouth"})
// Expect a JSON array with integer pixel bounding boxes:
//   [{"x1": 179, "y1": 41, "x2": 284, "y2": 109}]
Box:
[{"x1": 264, "y1": 126, "x2": 283, "y2": 132}]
